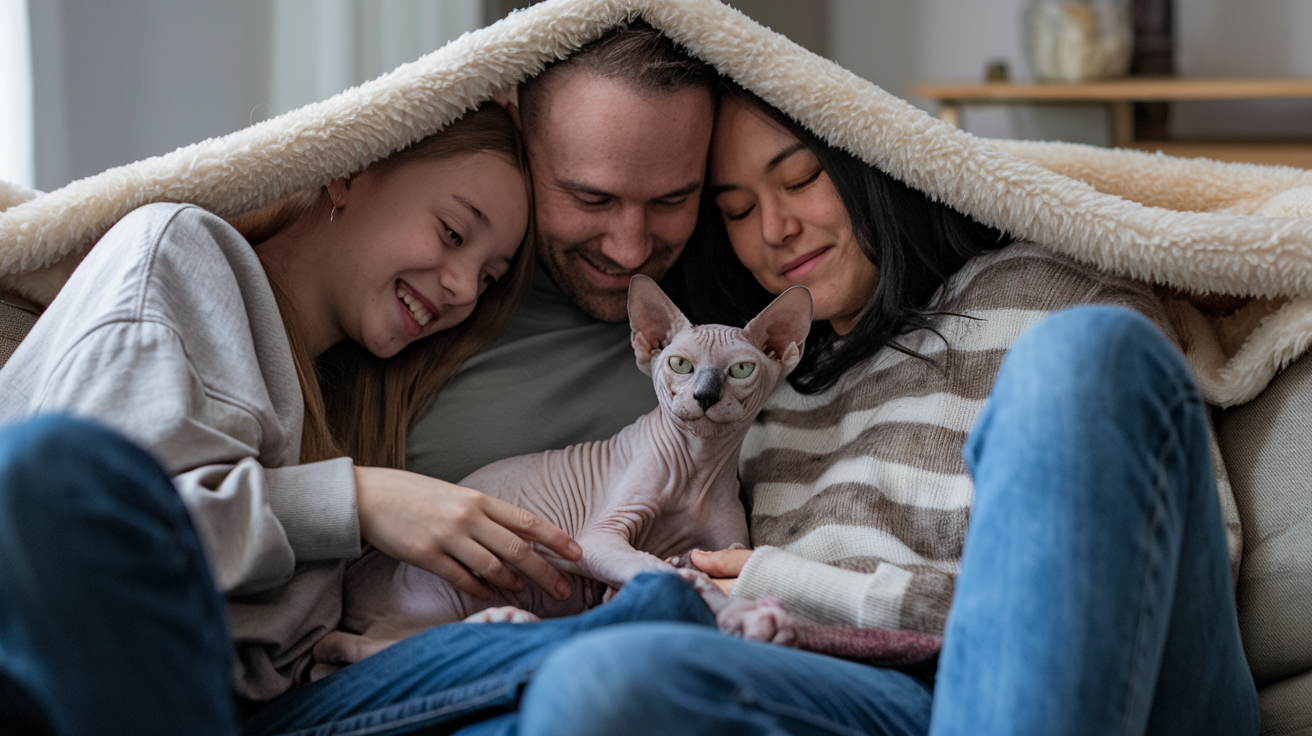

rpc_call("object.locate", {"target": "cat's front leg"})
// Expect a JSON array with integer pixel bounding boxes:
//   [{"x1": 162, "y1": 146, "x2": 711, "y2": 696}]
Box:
[{"x1": 576, "y1": 532, "x2": 674, "y2": 590}]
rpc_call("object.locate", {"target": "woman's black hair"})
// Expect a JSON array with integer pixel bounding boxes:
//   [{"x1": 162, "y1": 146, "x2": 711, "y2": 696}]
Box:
[{"x1": 675, "y1": 82, "x2": 1009, "y2": 394}]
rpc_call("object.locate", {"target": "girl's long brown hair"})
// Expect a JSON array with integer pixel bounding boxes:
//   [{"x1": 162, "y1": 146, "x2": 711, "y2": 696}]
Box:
[{"x1": 229, "y1": 103, "x2": 533, "y2": 468}]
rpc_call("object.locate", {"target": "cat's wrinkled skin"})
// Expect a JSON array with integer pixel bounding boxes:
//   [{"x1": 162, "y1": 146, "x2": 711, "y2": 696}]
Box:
[{"x1": 317, "y1": 276, "x2": 811, "y2": 672}]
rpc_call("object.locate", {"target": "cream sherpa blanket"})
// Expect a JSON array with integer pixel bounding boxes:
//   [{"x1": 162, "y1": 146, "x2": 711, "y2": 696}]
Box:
[{"x1": 3, "y1": 0, "x2": 1312, "y2": 408}]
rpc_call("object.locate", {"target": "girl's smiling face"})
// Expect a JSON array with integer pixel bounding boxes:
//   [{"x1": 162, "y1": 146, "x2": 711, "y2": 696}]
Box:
[
  {"x1": 708, "y1": 98, "x2": 879, "y2": 334},
  {"x1": 323, "y1": 151, "x2": 529, "y2": 358}
]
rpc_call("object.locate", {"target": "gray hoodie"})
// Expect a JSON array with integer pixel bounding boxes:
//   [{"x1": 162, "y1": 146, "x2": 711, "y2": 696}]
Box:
[{"x1": 0, "y1": 202, "x2": 361, "y2": 700}]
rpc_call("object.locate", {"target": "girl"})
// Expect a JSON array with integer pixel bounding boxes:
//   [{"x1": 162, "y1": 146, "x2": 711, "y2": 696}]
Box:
[{"x1": 0, "y1": 103, "x2": 582, "y2": 735}]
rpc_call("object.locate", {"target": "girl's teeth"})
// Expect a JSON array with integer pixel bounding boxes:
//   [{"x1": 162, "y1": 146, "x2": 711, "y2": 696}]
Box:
[{"x1": 398, "y1": 285, "x2": 433, "y2": 327}]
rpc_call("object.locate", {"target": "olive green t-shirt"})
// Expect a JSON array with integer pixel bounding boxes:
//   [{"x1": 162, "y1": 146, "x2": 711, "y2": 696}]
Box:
[{"x1": 405, "y1": 268, "x2": 659, "y2": 483}]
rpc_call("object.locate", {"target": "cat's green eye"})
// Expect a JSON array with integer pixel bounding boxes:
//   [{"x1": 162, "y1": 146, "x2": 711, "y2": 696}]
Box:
[
  {"x1": 668, "y1": 356, "x2": 694, "y2": 374},
  {"x1": 729, "y1": 362, "x2": 756, "y2": 379}
]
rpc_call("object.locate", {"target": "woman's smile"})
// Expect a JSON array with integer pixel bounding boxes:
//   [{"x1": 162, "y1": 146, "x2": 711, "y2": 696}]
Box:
[{"x1": 780, "y1": 246, "x2": 832, "y2": 281}]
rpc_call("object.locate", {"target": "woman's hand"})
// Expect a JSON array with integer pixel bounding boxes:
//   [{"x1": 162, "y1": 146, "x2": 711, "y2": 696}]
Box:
[
  {"x1": 690, "y1": 548, "x2": 754, "y2": 595},
  {"x1": 354, "y1": 466, "x2": 582, "y2": 601}
]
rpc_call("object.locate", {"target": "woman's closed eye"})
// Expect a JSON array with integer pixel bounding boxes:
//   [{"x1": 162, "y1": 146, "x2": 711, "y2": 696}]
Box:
[
  {"x1": 723, "y1": 204, "x2": 755, "y2": 222},
  {"x1": 785, "y1": 167, "x2": 823, "y2": 192}
]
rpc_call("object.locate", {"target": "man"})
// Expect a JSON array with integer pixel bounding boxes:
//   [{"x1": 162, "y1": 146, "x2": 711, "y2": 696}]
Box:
[{"x1": 407, "y1": 22, "x2": 716, "y2": 481}]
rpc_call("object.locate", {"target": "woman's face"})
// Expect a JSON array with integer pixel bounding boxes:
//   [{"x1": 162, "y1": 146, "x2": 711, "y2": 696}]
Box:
[
  {"x1": 324, "y1": 151, "x2": 528, "y2": 358},
  {"x1": 709, "y1": 98, "x2": 879, "y2": 334}
]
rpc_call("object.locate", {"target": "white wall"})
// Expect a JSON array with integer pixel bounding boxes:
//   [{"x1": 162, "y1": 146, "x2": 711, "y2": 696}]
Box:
[
  {"x1": 1175, "y1": 0, "x2": 1312, "y2": 140},
  {"x1": 30, "y1": 0, "x2": 273, "y2": 191},
  {"x1": 828, "y1": 0, "x2": 1312, "y2": 146},
  {"x1": 29, "y1": 0, "x2": 480, "y2": 192}
]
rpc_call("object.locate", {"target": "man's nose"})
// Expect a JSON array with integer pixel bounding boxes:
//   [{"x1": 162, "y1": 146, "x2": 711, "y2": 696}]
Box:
[
  {"x1": 760, "y1": 197, "x2": 801, "y2": 247},
  {"x1": 599, "y1": 205, "x2": 653, "y2": 272}
]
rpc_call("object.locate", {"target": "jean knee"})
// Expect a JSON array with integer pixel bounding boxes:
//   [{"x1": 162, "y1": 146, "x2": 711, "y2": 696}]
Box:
[
  {"x1": 0, "y1": 415, "x2": 173, "y2": 539},
  {"x1": 1000, "y1": 306, "x2": 1191, "y2": 405},
  {"x1": 521, "y1": 624, "x2": 705, "y2": 736}
]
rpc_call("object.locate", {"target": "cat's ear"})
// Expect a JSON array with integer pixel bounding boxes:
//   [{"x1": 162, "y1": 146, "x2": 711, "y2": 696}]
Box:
[
  {"x1": 628, "y1": 275, "x2": 691, "y2": 376},
  {"x1": 745, "y1": 286, "x2": 813, "y2": 375}
]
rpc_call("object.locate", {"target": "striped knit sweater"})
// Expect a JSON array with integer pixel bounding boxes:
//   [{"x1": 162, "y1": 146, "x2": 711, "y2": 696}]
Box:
[{"x1": 732, "y1": 243, "x2": 1240, "y2": 635}]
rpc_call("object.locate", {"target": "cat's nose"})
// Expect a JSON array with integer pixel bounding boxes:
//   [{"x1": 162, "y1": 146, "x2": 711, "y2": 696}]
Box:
[{"x1": 694, "y1": 370, "x2": 723, "y2": 411}]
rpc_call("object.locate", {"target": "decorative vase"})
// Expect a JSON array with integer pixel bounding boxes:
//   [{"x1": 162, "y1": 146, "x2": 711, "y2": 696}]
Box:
[{"x1": 1023, "y1": 0, "x2": 1133, "y2": 82}]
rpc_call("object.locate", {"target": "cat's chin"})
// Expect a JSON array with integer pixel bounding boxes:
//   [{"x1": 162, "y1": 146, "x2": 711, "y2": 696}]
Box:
[{"x1": 673, "y1": 415, "x2": 744, "y2": 438}]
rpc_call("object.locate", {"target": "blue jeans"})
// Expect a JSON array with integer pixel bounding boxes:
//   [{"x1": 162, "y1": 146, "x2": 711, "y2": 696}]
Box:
[
  {"x1": 0, "y1": 306, "x2": 1260, "y2": 735},
  {"x1": 510, "y1": 306, "x2": 1259, "y2": 736},
  {"x1": 0, "y1": 419, "x2": 716, "y2": 736},
  {"x1": 0, "y1": 416, "x2": 237, "y2": 735}
]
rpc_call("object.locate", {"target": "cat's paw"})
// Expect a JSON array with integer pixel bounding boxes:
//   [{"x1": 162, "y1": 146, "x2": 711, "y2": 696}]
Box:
[
  {"x1": 463, "y1": 606, "x2": 540, "y2": 624},
  {"x1": 720, "y1": 596, "x2": 797, "y2": 647},
  {"x1": 673, "y1": 569, "x2": 796, "y2": 647},
  {"x1": 665, "y1": 550, "x2": 702, "y2": 569}
]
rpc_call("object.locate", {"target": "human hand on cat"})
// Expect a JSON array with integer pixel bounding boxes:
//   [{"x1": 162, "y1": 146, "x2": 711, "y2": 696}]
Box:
[
  {"x1": 690, "y1": 547, "x2": 753, "y2": 595},
  {"x1": 354, "y1": 466, "x2": 582, "y2": 601}
]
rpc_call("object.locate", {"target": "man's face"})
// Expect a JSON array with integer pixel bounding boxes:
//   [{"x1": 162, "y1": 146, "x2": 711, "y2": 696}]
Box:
[{"x1": 525, "y1": 71, "x2": 714, "y2": 322}]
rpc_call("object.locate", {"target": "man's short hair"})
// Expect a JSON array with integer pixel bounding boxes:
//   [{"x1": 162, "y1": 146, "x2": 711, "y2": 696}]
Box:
[{"x1": 519, "y1": 19, "x2": 715, "y2": 130}]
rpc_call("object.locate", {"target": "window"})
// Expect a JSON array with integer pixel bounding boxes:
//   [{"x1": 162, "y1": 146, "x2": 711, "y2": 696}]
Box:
[{"x1": 0, "y1": 0, "x2": 33, "y2": 189}]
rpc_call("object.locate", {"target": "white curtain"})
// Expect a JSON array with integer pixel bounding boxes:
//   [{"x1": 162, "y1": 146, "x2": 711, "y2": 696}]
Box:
[
  {"x1": 271, "y1": 0, "x2": 482, "y2": 116},
  {"x1": 0, "y1": 0, "x2": 34, "y2": 188}
]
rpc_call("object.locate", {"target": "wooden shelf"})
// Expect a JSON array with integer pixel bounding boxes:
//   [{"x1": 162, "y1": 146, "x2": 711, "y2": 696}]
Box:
[
  {"x1": 913, "y1": 77, "x2": 1312, "y2": 103},
  {"x1": 913, "y1": 77, "x2": 1312, "y2": 167}
]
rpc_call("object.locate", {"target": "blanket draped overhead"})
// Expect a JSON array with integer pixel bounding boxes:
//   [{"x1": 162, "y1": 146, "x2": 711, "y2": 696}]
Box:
[{"x1": 3, "y1": 0, "x2": 1312, "y2": 407}]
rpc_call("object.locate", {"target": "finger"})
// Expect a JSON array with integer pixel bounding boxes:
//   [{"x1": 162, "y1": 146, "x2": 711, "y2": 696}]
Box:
[
  {"x1": 426, "y1": 555, "x2": 496, "y2": 601},
  {"x1": 473, "y1": 520, "x2": 573, "y2": 601},
  {"x1": 484, "y1": 497, "x2": 582, "y2": 561},
  {"x1": 447, "y1": 536, "x2": 527, "y2": 593},
  {"x1": 712, "y1": 577, "x2": 736, "y2": 596},
  {"x1": 690, "y1": 548, "x2": 753, "y2": 577}
]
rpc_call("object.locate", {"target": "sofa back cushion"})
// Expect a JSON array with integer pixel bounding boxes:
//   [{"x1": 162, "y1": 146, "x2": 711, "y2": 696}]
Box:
[
  {"x1": 1216, "y1": 352, "x2": 1312, "y2": 734},
  {"x1": 0, "y1": 298, "x2": 38, "y2": 370}
]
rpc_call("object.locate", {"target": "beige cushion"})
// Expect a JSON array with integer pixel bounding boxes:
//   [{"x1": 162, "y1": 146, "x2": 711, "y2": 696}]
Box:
[
  {"x1": 0, "y1": 298, "x2": 37, "y2": 370},
  {"x1": 1217, "y1": 353, "x2": 1312, "y2": 734}
]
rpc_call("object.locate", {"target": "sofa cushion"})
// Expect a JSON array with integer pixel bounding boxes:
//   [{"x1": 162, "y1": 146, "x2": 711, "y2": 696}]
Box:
[
  {"x1": 1216, "y1": 351, "x2": 1312, "y2": 734},
  {"x1": 1257, "y1": 669, "x2": 1312, "y2": 736},
  {"x1": 0, "y1": 298, "x2": 38, "y2": 370}
]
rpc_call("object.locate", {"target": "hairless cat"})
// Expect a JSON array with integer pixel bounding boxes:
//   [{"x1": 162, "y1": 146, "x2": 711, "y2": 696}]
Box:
[{"x1": 313, "y1": 276, "x2": 813, "y2": 674}]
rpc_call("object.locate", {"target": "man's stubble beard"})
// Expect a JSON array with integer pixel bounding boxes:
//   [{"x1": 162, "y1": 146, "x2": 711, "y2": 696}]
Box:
[{"x1": 536, "y1": 235, "x2": 680, "y2": 323}]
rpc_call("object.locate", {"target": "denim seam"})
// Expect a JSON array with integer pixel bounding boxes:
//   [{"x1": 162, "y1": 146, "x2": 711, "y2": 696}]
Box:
[
  {"x1": 276, "y1": 681, "x2": 518, "y2": 736},
  {"x1": 1115, "y1": 387, "x2": 1197, "y2": 736},
  {"x1": 732, "y1": 683, "x2": 873, "y2": 736}
]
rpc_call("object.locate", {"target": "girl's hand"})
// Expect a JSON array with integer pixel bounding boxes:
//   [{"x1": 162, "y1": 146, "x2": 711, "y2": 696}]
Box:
[
  {"x1": 354, "y1": 466, "x2": 582, "y2": 601},
  {"x1": 690, "y1": 548, "x2": 754, "y2": 595}
]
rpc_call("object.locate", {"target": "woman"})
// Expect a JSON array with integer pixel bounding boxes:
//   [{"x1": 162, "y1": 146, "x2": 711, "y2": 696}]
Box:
[
  {"x1": 503, "y1": 86, "x2": 1260, "y2": 734},
  {"x1": 0, "y1": 103, "x2": 584, "y2": 735}
]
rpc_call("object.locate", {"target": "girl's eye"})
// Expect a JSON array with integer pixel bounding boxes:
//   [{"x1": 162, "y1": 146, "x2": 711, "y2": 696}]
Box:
[
  {"x1": 444, "y1": 224, "x2": 463, "y2": 246},
  {"x1": 785, "y1": 168, "x2": 823, "y2": 192},
  {"x1": 668, "y1": 356, "x2": 694, "y2": 374},
  {"x1": 729, "y1": 362, "x2": 756, "y2": 379}
]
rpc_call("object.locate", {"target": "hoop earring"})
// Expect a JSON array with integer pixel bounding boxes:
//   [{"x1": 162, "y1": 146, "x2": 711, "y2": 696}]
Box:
[{"x1": 330, "y1": 205, "x2": 338, "y2": 222}]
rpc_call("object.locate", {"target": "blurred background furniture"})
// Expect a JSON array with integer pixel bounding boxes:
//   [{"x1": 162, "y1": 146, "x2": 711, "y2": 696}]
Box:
[{"x1": 915, "y1": 77, "x2": 1312, "y2": 168}]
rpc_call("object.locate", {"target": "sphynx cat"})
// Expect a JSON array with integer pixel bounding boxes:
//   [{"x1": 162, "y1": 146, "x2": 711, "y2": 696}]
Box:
[{"x1": 314, "y1": 276, "x2": 811, "y2": 672}]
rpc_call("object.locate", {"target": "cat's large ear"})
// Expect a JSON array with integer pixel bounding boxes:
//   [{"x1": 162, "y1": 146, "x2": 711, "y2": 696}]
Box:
[
  {"x1": 628, "y1": 275, "x2": 691, "y2": 376},
  {"x1": 744, "y1": 286, "x2": 813, "y2": 375}
]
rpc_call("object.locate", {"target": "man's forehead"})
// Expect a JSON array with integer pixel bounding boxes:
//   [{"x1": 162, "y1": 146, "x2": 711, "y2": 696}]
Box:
[{"x1": 526, "y1": 71, "x2": 713, "y2": 192}]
